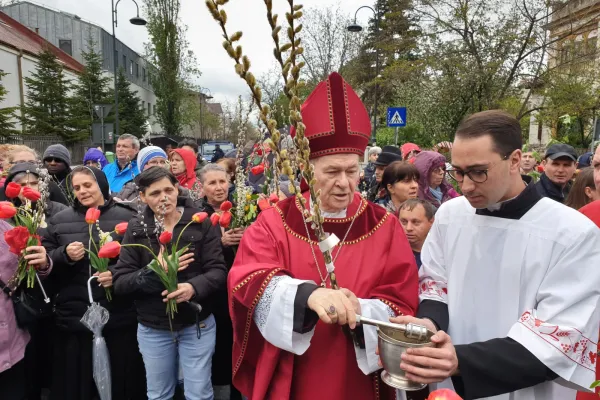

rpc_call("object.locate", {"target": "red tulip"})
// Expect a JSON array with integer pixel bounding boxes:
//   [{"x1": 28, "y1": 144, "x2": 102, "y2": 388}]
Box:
[
  {"x1": 159, "y1": 231, "x2": 173, "y2": 245},
  {"x1": 0, "y1": 202, "x2": 17, "y2": 219},
  {"x1": 115, "y1": 222, "x2": 128, "y2": 235},
  {"x1": 22, "y1": 187, "x2": 41, "y2": 202},
  {"x1": 428, "y1": 389, "x2": 463, "y2": 400},
  {"x1": 98, "y1": 241, "x2": 121, "y2": 258},
  {"x1": 536, "y1": 165, "x2": 544, "y2": 173},
  {"x1": 192, "y1": 212, "x2": 208, "y2": 223},
  {"x1": 268, "y1": 193, "x2": 279, "y2": 203},
  {"x1": 219, "y1": 211, "x2": 232, "y2": 228},
  {"x1": 85, "y1": 208, "x2": 101, "y2": 224},
  {"x1": 210, "y1": 213, "x2": 220, "y2": 226},
  {"x1": 220, "y1": 200, "x2": 233, "y2": 212},
  {"x1": 251, "y1": 164, "x2": 265, "y2": 175},
  {"x1": 5, "y1": 226, "x2": 30, "y2": 255},
  {"x1": 258, "y1": 198, "x2": 272, "y2": 211},
  {"x1": 5, "y1": 182, "x2": 21, "y2": 199}
]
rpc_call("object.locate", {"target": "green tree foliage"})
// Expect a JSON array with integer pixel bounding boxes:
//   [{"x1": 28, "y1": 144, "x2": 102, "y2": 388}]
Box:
[
  {"x1": 0, "y1": 71, "x2": 18, "y2": 137},
  {"x1": 344, "y1": 0, "x2": 421, "y2": 126},
  {"x1": 69, "y1": 36, "x2": 112, "y2": 142},
  {"x1": 21, "y1": 47, "x2": 74, "y2": 141},
  {"x1": 116, "y1": 68, "x2": 147, "y2": 137},
  {"x1": 144, "y1": 0, "x2": 200, "y2": 137}
]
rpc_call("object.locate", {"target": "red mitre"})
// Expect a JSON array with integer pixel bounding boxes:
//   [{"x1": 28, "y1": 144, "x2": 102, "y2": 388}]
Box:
[{"x1": 291, "y1": 72, "x2": 371, "y2": 159}]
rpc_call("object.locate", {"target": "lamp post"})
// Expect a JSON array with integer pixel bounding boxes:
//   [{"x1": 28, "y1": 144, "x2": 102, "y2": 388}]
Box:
[
  {"x1": 347, "y1": 5, "x2": 380, "y2": 145},
  {"x1": 199, "y1": 87, "x2": 213, "y2": 142},
  {"x1": 111, "y1": 0, "x2": 146, "y2": 138}
]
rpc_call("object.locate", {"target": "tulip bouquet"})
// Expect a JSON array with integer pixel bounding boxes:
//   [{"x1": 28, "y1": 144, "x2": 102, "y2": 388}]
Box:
[
  {"x1": 2, "y1": 177, "x2": 49, "y2": 290},
  {"x1": 427, "y1": 389, "x2": 462, "y2": 400},
  {"x1": 83, "y1": 208, "x2": 128, "y2": 301},
  {"x1": 97, "y1": 211, "x2": 208, "y2": 323}
]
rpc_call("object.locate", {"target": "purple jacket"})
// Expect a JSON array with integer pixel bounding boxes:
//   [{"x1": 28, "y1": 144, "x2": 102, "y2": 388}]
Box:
[
  {"x1": 0, "y1": 220, "x2": 51, "y2": 373},
  {"x1": 413, "y1": 151, "x2": 459, "y2": 207}
]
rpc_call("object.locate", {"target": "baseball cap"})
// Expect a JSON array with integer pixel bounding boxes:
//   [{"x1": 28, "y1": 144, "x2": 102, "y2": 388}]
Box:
[{"x1": 544, "y1": 143, "x2": 577, "y2": 162}]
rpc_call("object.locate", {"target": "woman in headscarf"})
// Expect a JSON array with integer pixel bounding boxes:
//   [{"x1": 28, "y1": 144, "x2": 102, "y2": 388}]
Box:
[
  {"x1": 83, "y1": 148, "x2": 109, "y2": 170},
  {"x1": 43, "y1": 166, "x2": 146, "y2": 400},
  {"x1": 413, "y1": 151, "x2": 459, "y2": 207},
  {"x1": 3, "y1": 162, "x2": 68, "y2": 224},
  {"x1": 170, "y1": 148, "x2": 201, "y2": 198}
]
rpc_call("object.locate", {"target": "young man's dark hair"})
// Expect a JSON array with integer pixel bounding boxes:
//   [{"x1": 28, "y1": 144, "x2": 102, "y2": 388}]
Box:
[
  {"x1": 178, "y1": 139, "x2": 199, "y2": 154},
  {"x1": 455, "y1": 110, "x2": 522, "y2": 157}
]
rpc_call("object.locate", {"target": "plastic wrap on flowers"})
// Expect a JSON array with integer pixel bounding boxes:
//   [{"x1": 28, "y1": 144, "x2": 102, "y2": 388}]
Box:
[{"x1": 80, "y1": 276, "x2": 112, "y2": 400}]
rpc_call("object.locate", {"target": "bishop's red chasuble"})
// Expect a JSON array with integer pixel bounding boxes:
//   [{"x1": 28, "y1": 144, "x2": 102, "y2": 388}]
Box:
[{"x1": 229, "y1": 192, "x2": 419, "y2": 400}]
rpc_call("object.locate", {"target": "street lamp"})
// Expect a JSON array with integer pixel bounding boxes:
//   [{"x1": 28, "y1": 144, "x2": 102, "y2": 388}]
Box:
[
  {"x1": 199, "y1": 87, "x2": 213, "y2": 142},
  {"x1": 111, "y1": 0, "x2": 147, "y2": 139},
  {"x1": 347, "y1": 5, "x2": 380, "y2": 145}
]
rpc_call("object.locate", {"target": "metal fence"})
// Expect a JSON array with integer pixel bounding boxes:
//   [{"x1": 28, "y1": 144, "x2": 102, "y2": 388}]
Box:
[{"x1": 0, "y1": 135, "x2": 91, "y2": 164}]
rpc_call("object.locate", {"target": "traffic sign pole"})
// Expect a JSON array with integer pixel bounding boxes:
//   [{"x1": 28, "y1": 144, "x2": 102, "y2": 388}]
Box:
[{"x1": 394, "y1": 127, "x2": 399, "y2": 146}]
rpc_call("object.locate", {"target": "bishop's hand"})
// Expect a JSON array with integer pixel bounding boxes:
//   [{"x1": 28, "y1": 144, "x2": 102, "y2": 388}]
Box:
[{"x1": 307, "y1": 287, "x2": 360, "y2": 329}]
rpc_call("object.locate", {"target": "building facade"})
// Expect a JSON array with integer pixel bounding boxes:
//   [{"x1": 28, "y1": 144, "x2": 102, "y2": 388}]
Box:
[
  {"x1": 528, "y1": 0, "x2": 600, "y2": 146},
  {"x1": 2, "y1": 0, "x2": 161, "y2": 133},
  {"x1": 0, "y1": 10, "x2": 83, "y2": 131}
]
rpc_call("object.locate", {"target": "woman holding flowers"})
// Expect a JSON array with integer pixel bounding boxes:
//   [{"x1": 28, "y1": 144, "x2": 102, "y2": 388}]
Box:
[
  {"x1": 42, "y1": 166, "x2": 146, "y2": 400},
  {"x1": 112, "y1": 167, "x2": 227, "y2": 400},
  {"x1": 0, "y1": 217, "x2": 50, "y2": 399}
]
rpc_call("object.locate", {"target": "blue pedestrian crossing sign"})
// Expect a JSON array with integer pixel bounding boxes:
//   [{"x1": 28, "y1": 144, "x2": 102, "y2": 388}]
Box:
[{"x1": 387, "y1": 107, "x2": 407, "y2": 127}]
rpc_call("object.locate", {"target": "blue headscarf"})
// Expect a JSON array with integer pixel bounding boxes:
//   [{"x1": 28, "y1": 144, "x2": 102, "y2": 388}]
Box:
[{"x1": 83, "y1": 148, "x2": 109, "y2": 169}]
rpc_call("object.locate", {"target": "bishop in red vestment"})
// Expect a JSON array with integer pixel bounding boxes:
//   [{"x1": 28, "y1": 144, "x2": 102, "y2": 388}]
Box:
[{"x1": 229, "y1": 72, "x2": 419, "y2": 400}]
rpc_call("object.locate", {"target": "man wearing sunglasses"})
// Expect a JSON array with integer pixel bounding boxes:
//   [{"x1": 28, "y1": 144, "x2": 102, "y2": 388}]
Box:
[
  {"x1": 386, "y1": 110, "x2": 600, "y2": 400},
  {"x1": 42, "y1": 144, "x2": 73, "y2": 205}
]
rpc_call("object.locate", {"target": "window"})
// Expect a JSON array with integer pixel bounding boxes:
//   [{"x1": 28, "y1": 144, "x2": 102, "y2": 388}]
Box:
[
  {"x1": 135, "y1": 63, "x2": 139, "y2": 78},
  {"x1": 148, "y1": 103, "x2": 151, "y2": 116},
  {"x1": 59, "y1": 39, "x2": 72, "y2": 56},
  {"x1": 148, "y1": 72, "x2": 152, "y2": 85},
  {"x1": 153, "y1": 104, "x2": 156, "y2": 115},
  {"x1": 123, "y1": 55, "x2": 126, "y2": 68},
  {"x1": 142, "y1": 100, "x2": 145, "y2": 111},
  {"x1": 129, "y1": 60, "x2": 133, "y2": 75},
  {"x1": 142, "y1": 68, "x2": 146, "y2": 82}
]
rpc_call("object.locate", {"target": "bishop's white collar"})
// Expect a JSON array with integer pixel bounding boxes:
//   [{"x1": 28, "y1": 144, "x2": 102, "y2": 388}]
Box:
[{"x1": 310, "y1": 198, "x2": 347, "y2": 218}]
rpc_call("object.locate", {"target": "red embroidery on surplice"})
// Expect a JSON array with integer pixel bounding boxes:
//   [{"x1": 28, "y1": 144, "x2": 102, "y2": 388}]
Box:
[
  {"x1": 418, "y1": 277, "x2": 448, "y2": 302},
  {"x1": 519, "y1": 310, "x2": 597, "y2": 371}
]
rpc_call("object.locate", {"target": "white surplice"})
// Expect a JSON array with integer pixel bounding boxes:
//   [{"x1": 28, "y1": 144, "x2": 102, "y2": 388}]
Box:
[{"x1": 419, "y1": 196, "x2": 600, "y2": 400}]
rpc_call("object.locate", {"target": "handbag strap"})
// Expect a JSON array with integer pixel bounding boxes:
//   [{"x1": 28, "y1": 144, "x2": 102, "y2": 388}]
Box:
[{"x1": 0, "y1": 277, "x2": 12, "y2": 297}]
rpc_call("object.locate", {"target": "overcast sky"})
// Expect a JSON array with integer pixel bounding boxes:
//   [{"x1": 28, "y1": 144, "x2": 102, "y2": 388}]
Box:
[{"x1": 36, "y1": 0, "x2": 373, "y2": 106}]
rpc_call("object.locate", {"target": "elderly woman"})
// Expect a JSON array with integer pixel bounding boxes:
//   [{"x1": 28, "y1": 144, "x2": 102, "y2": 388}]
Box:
[
  {"x1": 198, "y1": 164, "x2": 244, "y2": 400},
  {"x1": 413, "y1": 151, "x2": 459, "y2": 207},
  {"x1": 0, "y1": 219, "x2": 50, "y2": 399}
]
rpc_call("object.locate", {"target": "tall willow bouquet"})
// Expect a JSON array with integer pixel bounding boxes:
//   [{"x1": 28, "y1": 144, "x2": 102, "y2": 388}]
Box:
[{"x1": 206, "y1": 0, "x2": 341, "y2": 288}]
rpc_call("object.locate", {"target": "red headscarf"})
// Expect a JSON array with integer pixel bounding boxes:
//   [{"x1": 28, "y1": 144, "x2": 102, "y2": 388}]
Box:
[{"x1": 170, "y1": 148, "x2": 197, "y2": 189}]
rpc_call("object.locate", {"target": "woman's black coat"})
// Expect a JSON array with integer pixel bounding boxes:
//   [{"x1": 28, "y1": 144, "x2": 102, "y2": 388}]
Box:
[{"x1": 112, "y1": 196, "x2": 227, "y2": 331}]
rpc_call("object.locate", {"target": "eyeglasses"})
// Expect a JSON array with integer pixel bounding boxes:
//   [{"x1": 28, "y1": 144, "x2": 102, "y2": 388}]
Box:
[{"x1": 447, "y1": 156, "x2": 509, "y2": 184}]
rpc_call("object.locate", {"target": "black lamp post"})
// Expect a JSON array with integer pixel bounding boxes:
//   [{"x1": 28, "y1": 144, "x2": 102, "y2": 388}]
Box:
[
  {"x1": 199, "y1": 88, "x2": 213, "y2": 142},
  {"x1": 347, "y1": 5, "x2": 380, "y2": 145},
  {"x1": 111, "y1": 0, "x2": 147, "y2": 138}
]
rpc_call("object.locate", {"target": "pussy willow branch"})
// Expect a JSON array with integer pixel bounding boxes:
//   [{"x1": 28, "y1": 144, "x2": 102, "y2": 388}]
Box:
[
  {"x1": 277, "y1": 0, "x2": 337, "y2": 288},
  {"x1": 206, "y1": 0, "x2": 291, "y2": 196},
  {"x1": 206, "y1": 0, "x2": 337, "y2": 288}
]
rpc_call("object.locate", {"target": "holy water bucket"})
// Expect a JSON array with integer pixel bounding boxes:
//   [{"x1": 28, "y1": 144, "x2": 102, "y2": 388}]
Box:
[{"x1": 357, "y1": 315, "x2": 435, "y2": 391}]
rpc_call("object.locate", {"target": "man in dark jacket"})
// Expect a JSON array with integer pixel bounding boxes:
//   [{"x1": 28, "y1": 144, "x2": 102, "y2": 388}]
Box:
[
  {"x1": 367, "y1": 145, "x2": 402, "y2": 203},
  {"x1": 42, "y1": 144, "x2": 73, "y2": 205},
  {"x1": 211, "y1": 145, "x2": 225, "y2": 163},
  {"x1": 535, "y1": 143, "x2": 577, "y2": 203}
]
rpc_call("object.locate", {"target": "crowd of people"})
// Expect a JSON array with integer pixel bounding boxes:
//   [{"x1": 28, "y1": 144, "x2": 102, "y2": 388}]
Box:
[{"x1": 0, "y1": 71, "x2": 600, "y2": 400}]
